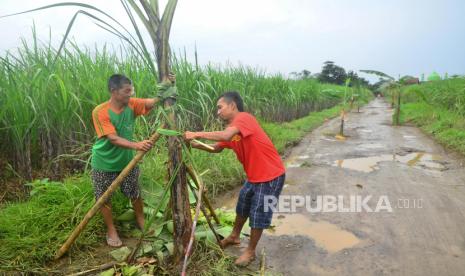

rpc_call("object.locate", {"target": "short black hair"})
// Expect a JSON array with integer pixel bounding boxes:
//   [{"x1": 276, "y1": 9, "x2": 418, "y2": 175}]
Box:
[
  {"x1": 218, "y1": 91, "x2": 244, "y2": 112},
  {"x1": 108, "y1": 74, "x2": 132, "y2": 92}
]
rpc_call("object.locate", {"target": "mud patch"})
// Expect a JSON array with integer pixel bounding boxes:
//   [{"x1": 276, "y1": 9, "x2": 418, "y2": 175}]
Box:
[
  {"x1": 267, "y1": 214, "x2": 361, "y2": 253},
  {"x1": 286, "y1": 155, "x2": 312, "y2": 168},
  {"x1": 333, "y1": 152, "x2": 446, "y2": 173}
]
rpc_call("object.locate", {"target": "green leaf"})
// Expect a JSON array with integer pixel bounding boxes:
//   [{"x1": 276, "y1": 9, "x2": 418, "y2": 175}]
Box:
[
  {"x1": 116, "y1": 209, "x2": 135, "y2": 222},
  {"x1": 121, "y1": 265, "x2": 141, "y2": 276},
  {"x1": 164, "y1": 242, "x2": 174, "y2": 255},
  {"x1": 109, "y1": 246, "x2": 131, "y2": 262},
  {"x1": 99, "y1": 268, "x2": 115, "y2": 276},
  {"x1": 156, "y1": 128, "x2": 181, "y2": 136}
]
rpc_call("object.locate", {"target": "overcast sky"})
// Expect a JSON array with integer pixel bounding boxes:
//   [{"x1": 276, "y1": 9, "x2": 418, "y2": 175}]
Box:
[{"x1": 1, "y1": 0, "x2": 465, "y2": 81}]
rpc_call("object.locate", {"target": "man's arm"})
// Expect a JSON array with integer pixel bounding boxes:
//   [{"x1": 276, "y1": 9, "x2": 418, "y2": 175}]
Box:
[
  {"x1": 190, "y1": 141, "x2": 224, "y2": 153},
  {"x1": 106, "y1": 133, "x2": 153, "y2": 152},
  {"x1": 185, "y1": 126, "x2": 240, "y2": 142},
  {"x1": 144, "y1": 97, "x2": 161, "y2": 111}
]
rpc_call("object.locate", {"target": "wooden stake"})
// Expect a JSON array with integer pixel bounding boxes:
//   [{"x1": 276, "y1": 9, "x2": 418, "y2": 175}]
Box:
[
  {"x1": 186, "y1": 173, "x2": 222, "y2": 247},
  {"x1": 186, "y1": 165, "x2": 220, "y2": 224},
  {"x1": 180, "y1": 180, "x2": 224, "y2": 276},
  {"x1": 181, "y1": 169, "x2": 206, "y2": 276}
]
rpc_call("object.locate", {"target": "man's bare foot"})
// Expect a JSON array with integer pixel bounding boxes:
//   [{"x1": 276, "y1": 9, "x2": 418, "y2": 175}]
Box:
[
  {"x1": 234, "y1": 249, "x2": 256, "y2": 266},
  {"x1": 220, "y1": 235, "x2": 241, "y2": 249},
  {"x1": 106, "y1": 230, "x2": 122, "y2": 247}
]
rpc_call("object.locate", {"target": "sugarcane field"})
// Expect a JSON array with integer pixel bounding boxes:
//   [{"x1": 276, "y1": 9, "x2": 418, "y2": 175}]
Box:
[{"x1": 1, "y1": 1, "x2": 465, "y2": 275}]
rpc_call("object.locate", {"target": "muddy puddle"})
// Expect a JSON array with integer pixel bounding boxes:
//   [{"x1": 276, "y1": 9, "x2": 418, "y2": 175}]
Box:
[
  {"x1": 334, "y1": 152, "x2": 445, "y2": 173},
  {"x1": 285, "y1": 154, "x2": 312, "y2": 168},
  {"x1": 267, "y1": 213, "x2": 361, "y2": 253}
]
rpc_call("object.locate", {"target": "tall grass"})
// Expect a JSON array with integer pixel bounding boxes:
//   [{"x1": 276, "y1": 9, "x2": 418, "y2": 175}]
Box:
[
  {"x1": 400, "y1": 77, "x2": 465, "y2": 155},
  {"x1": 0, "y1": 36, "x2": 369, "y2": 181},
  {"x1": 401, "y1": 77, "x2": 465, "y2": 115}
]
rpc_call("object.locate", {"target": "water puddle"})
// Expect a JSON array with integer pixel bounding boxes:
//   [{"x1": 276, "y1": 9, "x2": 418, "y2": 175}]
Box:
[
  {"x1": 267, "y1": 214, "x2": 361, "y2": 253},
  {"x1": 333, "y1": 152, "x2": 445, "y2": 173}
]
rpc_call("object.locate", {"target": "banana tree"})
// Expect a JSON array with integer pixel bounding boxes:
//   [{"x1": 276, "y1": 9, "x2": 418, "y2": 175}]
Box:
[
  {"x1": 360, "y1": 70, "x2": 402, "y2": 125},
  {"x1": 338, "y1": 78, "x2": 351, "y2": 137},
  {"x1": 2, "y1": 0, "x2": 192, "y2": 263}
]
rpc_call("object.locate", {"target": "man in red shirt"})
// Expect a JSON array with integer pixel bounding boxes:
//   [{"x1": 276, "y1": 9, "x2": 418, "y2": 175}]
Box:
[{"x1": 185, "y1": 91, "x2": 286, "y2": 265}]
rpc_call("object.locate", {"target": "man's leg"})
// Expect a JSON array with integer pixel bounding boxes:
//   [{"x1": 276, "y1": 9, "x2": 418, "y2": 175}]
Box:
[
  {"x1": 122, "y1": 167, "x2": 143, "y2": 230},
  {"x1": 235, "y1": 174, "x2": 285, "y2": 265},
  {"x1": 131, "y1": 197, "x2": 145, "y2": 229},
  {"x1": 220, "y1": 214, "x2": 247, "y2": 248},
  {"x1": 235, "y1": 228, "x2": 263, "y2": 265},
  {"x1": 221, "y1": 182, "x2": 253, "y2": 248},
  {"x1": 92, "y1": 169, "x2": 121, "y2": 246},
  {"x1": 101, "y1": 203, "x2": 121, "y2": 245}
]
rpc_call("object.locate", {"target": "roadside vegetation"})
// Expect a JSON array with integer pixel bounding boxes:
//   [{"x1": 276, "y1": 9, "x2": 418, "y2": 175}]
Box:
[{"x1": 399, "y1": 77, "x2": 465, "y2": 155}]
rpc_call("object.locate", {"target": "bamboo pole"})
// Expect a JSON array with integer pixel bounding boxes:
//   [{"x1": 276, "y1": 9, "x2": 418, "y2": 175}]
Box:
[
  {"x1": 186, "y1": 165, "x2": 220, "y2": 224},
  {"x1": 54, "y1": 131, "x2": 163, "y2": 260}
]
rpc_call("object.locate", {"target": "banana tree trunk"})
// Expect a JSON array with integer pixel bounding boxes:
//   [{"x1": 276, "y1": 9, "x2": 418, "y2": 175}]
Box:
[
  {"x1": 152, "y1": 0, "x2": 192, "y2": 264},
  {"x1": 395, "y1": 89, "x2": 401, "y2": 126}
]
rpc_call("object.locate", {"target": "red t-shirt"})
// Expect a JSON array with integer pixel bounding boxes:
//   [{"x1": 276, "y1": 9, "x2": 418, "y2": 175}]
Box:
[{"x1": 217, "y1": 112, "x2": 285, "y2": 183}]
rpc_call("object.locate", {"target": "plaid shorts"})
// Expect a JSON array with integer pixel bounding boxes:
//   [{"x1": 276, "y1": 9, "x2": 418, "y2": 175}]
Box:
[
  {"x1": 236, "y1": 173, "x2": 285, "y2": 229},
  {"x1": 91, "y1": 167, "x2": 141, "y2": 203}
]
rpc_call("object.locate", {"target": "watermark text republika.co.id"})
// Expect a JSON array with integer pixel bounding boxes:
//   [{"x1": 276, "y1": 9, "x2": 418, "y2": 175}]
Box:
[{"x1": 264, "y1": 195, "x2": 423, "y2": 213}]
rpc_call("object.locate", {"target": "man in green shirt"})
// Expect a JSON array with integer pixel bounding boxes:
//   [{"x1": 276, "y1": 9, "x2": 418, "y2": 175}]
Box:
[{"x1": 91, "y1": 74, "x2": 175, "y2": 247}]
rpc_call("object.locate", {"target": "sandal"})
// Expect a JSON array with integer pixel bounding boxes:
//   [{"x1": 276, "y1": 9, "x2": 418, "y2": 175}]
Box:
[{"x1": 106, "y1": 234, "x2": 122, "y2": 247}]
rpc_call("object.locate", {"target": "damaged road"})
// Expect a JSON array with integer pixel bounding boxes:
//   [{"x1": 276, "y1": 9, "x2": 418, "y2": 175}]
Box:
[{"x1": 221, "y1": 98, "x2": 465, "y2": 275}]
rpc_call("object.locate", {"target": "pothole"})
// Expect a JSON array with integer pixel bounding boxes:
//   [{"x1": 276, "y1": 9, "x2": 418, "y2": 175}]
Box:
[
  {"x1": 333, "y1": 152, "x2": 446, "y2": 173},
  {"x1": 267, "y1": 213, "x2": 361, "y2": 253}
]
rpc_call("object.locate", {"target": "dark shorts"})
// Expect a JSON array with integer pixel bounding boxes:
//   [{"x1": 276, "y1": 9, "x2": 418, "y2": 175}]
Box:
[
  {"x1": 236, "y1": 173, "x2": 285, "y2": 229},
  {"x1": 91, "y1": 167, "x2": 141, "y2": 203}
]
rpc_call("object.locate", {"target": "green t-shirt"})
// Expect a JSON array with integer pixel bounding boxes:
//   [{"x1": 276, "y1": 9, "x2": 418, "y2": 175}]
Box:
[{"x1": 91, "y1": 98, "x2": 148, "y2": 172}]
